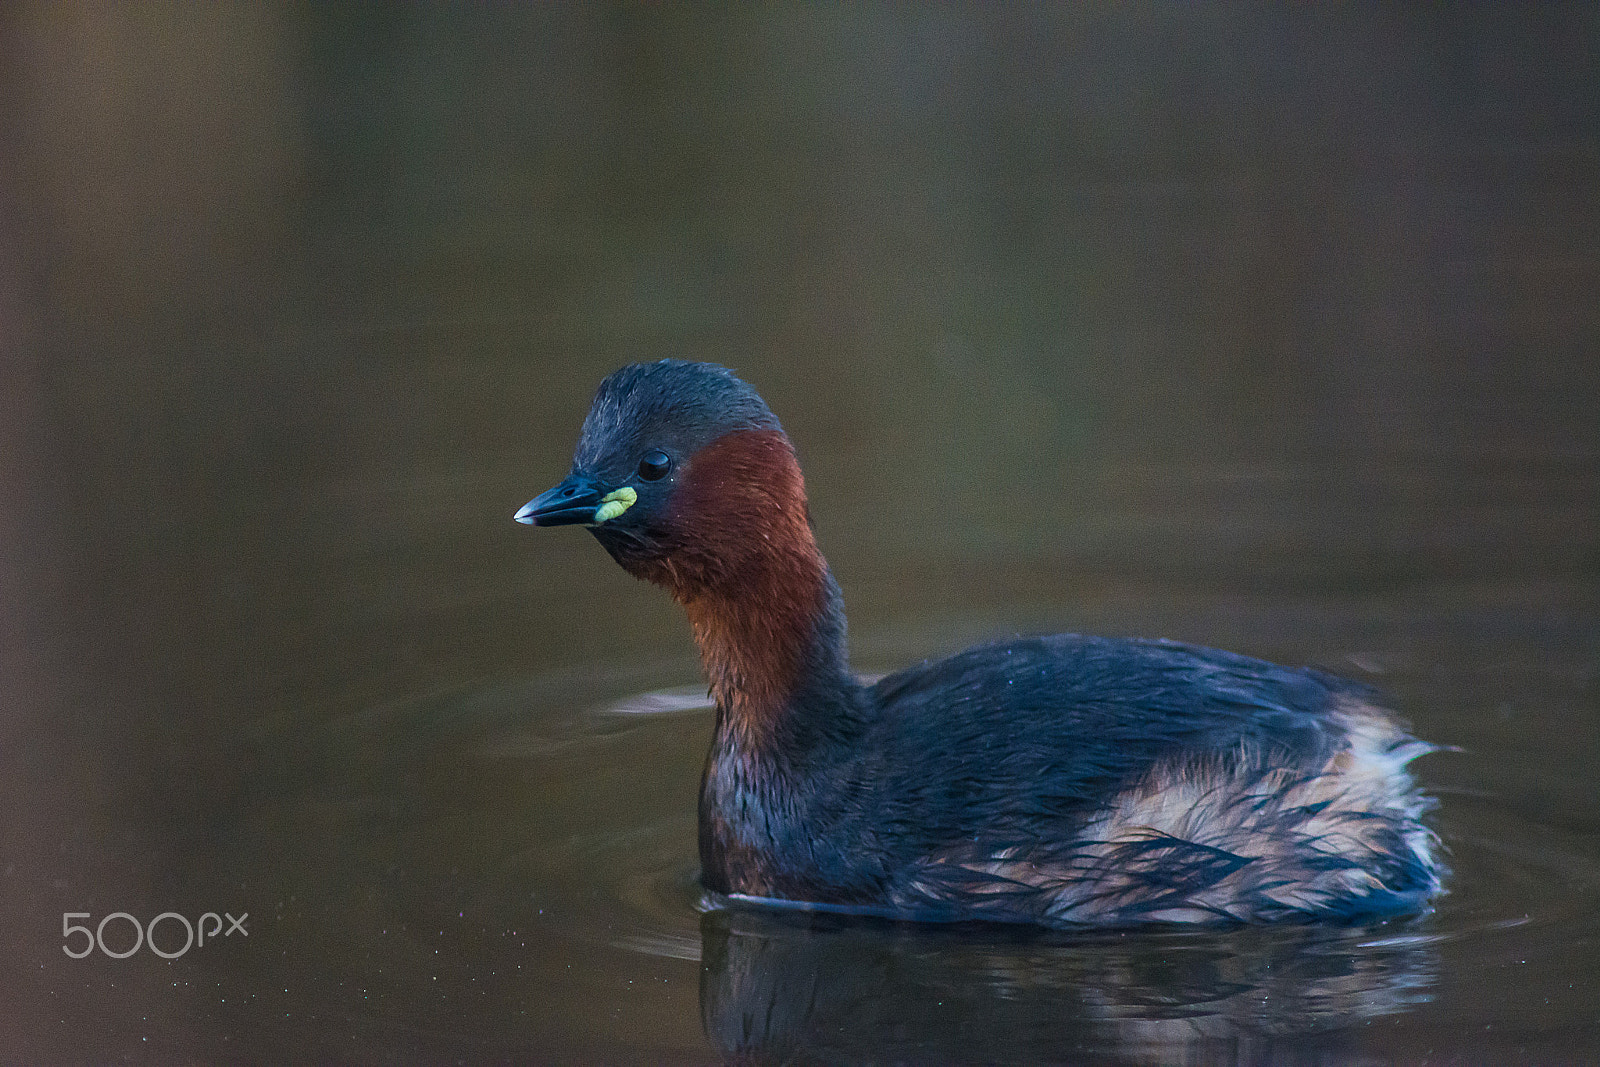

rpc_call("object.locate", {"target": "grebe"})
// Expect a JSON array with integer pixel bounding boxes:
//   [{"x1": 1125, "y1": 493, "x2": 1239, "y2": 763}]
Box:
[{"x1": 516, "y1": 360, "x2": 1442, "y2": 925}]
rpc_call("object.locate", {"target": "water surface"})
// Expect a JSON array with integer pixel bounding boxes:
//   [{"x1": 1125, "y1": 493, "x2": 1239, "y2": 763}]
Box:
[{"x1": 2, "y1": 6, "x2": 1597, "y2": 1062}]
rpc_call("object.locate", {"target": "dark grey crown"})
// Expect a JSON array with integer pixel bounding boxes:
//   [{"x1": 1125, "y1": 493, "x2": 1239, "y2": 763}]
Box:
[{"x1": 572, "y1": 360, "x2": 783, "y2": 474}]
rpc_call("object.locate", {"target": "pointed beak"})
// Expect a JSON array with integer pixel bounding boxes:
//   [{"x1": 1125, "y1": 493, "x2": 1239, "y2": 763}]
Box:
[{"x1": 515, "y1": 472, "x2": 608, "y2": 527}]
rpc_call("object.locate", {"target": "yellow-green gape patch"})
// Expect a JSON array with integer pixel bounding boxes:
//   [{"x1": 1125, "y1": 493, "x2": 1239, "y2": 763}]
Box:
[{"x1": 594, "y1": 486, "x2": 637, "y2": 524}]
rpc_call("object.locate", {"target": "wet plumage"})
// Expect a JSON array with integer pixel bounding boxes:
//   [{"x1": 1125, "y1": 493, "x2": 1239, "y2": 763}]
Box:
[{"x1": 518, "y1": 360, "x2": 1442, "y2": 926}]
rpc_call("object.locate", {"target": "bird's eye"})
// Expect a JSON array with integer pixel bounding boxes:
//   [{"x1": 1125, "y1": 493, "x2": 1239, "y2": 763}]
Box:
[{"x1": 637, "y1": 449, "x2": 672, "y2": 481}]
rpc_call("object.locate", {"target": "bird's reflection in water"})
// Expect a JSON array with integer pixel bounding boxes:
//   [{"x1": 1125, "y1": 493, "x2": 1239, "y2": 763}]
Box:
[{"x1": 700, "y1": 905, "x2": 1436, "y2": 1065}]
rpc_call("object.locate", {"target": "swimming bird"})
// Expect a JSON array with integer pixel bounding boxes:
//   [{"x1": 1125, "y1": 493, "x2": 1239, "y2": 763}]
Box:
[{"x1": 516, "y1": 360, "x2": 1442, "y2": 925}]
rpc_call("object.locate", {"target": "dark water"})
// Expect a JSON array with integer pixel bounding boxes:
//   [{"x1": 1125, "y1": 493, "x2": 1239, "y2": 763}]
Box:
[{"x1": 3, "y1": 7, "x2": 1598, "y2": 1063}]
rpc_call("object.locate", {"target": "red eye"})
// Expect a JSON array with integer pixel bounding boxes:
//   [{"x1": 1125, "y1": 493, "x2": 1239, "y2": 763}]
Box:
[{"x1": 637, "y1": 450, "x2": 672, "y2": 481}]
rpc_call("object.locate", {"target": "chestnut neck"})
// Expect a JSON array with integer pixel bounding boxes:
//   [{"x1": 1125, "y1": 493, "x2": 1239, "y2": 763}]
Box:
[{"x1": 640, "y1": 429, "x2": 863, "y2": 755}]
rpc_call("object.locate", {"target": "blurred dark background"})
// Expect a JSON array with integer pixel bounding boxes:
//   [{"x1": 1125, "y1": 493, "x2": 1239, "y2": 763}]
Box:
[{"x1": 1, "y1": 5, "x2": 1596, "y2": 1061}]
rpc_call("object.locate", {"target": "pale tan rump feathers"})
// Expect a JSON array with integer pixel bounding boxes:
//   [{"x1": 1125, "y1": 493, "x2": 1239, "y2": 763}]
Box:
[{"x1": 900, "y1": 700, "x2": 1440, "y2": 924}]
